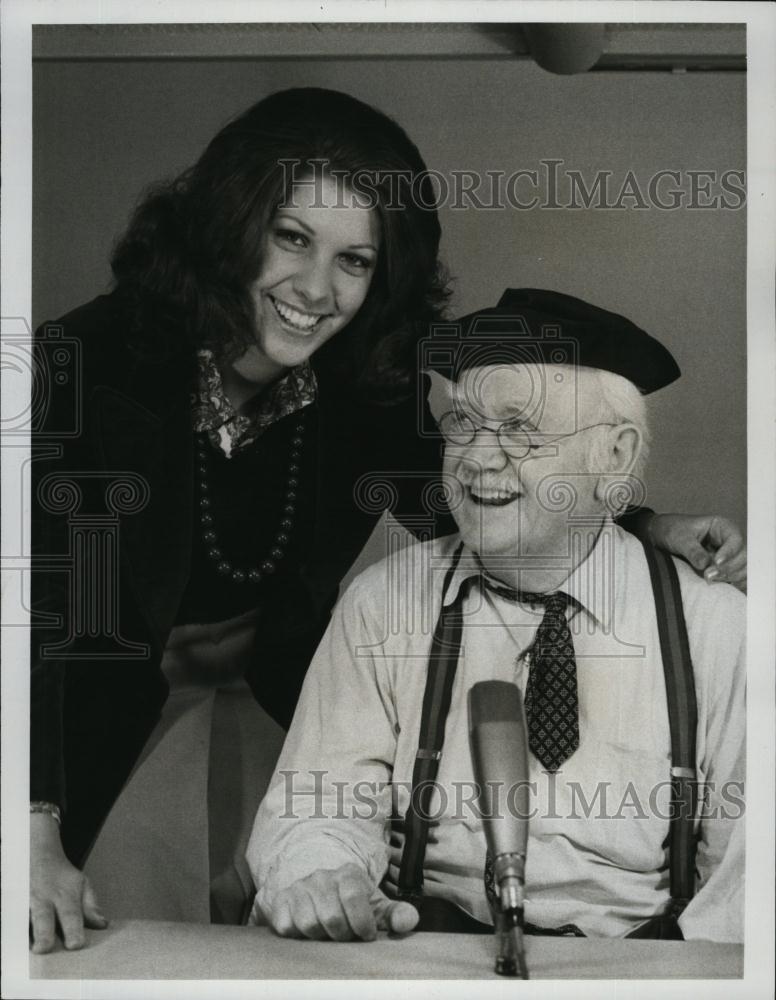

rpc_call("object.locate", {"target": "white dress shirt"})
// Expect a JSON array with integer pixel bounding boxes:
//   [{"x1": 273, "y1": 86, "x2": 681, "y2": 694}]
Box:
[{"x1": 247, "y1": 524, "x2": 745, "y2": 941}]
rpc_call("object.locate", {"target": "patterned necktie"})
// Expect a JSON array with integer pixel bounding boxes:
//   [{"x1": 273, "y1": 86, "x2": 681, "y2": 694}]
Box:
[{"x1": 483, "y1": 580, "x2": 579, "y2": 772}]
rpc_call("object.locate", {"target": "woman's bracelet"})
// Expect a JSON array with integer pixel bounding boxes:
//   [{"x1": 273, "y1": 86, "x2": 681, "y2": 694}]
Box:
[{"x1": 30, "y1": 801, "x2": 62, "y2": 824}]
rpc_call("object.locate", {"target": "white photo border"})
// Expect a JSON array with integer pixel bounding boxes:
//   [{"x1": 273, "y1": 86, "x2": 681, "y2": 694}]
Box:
[{"x1": 2, "y1": 2, "x2": 774, "y2": 998}]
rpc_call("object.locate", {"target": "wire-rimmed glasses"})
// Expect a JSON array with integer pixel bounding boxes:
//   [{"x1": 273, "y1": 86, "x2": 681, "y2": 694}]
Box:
[{"x1": 437, "y1": 411, "x2": 618, "y2": 459}]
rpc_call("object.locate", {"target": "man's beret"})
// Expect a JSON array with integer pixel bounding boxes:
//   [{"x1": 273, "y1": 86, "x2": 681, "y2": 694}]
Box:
[{"x1": 426, "y1": 288, "x2": 680, "y2": 394}]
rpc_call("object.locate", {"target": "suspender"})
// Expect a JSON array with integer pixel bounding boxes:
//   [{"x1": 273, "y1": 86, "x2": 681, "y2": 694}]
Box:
[
  {"x1": 396, "y1": 544, "x2": 467, "y2": 900},
  {"x1": 397, "y1": 538, "x2": 699, "y2": 913},
  {"x1": 639, "y1": 539, "x2": 699, "y2": 911}
]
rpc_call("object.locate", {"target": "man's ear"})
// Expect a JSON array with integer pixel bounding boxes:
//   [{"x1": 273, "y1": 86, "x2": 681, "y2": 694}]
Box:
[
  {"x1": 610, "y1": 424, "x2": 642, "y2": 476},
  {"x1": 594, "y1": 424, "x2": 643, "y2": 506}
]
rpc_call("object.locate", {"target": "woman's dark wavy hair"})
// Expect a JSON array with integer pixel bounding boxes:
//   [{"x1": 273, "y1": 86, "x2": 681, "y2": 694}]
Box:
[{"x1": 110, "y1": 87, "x2": 451, "y2": 399}]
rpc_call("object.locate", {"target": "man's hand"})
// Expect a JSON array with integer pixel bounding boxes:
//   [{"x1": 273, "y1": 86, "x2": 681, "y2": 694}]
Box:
[
  {"x1": 265, "y1": 862, "x2": 419, "y2": 941},
  {"x1": 649, "y1": 514, "x2": 747, "y2": 592},
  {"x1": 29, "y1": 812, "x2": 108, "y2": 953}
]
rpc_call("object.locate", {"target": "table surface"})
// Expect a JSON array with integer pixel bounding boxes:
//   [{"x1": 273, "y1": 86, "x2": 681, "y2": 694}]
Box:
[{"x1": 30, "y1": 920, "x2": 743, "y2": 981}]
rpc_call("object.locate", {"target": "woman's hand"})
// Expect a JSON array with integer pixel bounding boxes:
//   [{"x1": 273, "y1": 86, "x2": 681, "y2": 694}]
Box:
[
  {"x1": 29, "y1": 812, "x2": 108, "y2": 953},
  {"x1": 649, "y1": 514, "x2": 747, "y2": 592}
]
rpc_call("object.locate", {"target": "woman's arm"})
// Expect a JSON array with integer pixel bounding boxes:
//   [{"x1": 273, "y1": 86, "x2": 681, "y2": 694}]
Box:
[
  {"x1": 651, "y1": 514, "x2": 746, "y2": 589},
  {"x1": 618, "y1": 510, "x2": 747, "y2": 592},
  {"x1": 29, "y1": 311, "x2": 109, "y2": 952}
]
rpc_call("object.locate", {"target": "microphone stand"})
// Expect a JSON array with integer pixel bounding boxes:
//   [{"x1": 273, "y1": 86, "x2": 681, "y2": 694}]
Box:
[{"x1": 490, "y1": 856, "x2": 529, "y2": 978}]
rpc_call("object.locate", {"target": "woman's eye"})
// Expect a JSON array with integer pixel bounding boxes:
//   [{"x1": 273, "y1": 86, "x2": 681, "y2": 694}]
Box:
[
  {"x1": 339, "y1": 253, "x2": 374, "y2": 274},
  {"x1": 274, "y1": 228, "x2": 307, "y2": 249}
]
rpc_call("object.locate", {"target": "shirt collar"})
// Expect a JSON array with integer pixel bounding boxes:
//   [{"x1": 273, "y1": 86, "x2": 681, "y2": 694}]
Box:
[
  {"x1": 192, "y1": 349, "x2": 316, "y2": 457},
  {"x1": 443, "y1": 520, "x2": 616, "y2": 628}
]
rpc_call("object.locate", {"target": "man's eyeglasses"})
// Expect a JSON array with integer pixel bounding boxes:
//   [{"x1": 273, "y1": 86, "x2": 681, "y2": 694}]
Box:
[{"x1": 437, "y1": 411, "x2": 619, "y2": 459}]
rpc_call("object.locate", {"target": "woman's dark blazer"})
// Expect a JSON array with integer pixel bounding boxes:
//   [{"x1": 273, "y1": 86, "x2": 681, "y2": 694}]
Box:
[{"x1": 30, "y1": 291, "x2": 452, "y2": 865}]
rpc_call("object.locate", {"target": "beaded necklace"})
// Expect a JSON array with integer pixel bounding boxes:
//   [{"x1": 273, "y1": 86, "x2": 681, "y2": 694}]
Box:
[{"x1": 195, "y1": 411, "x2": 306, "y2": 585}]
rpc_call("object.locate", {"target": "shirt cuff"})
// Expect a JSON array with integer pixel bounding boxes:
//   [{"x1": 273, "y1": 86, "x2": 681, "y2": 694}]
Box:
[{"x1": 255, "y1": 833, "x2": 389, "y2": 915}]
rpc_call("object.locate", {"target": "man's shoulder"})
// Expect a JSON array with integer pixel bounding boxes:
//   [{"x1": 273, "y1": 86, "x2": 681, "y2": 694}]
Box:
[
  {"x1": 672, "y1": 554, "x2": 746, "y2": 642},
  {"x1": 614, "y1": 524, "x2": 745, "y2": 625},
  {"x1": 614, "y1": 527, "x2": 745, "y2": 701}
]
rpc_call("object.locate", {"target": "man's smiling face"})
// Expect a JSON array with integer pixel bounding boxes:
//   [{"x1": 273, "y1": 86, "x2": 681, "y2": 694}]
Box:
[{"x1": 436, "y1": 364, "x2": 605, "y2": 568}]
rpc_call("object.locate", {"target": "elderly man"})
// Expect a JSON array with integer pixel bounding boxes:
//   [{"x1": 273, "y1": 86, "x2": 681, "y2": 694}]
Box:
[{"x1": 246, "y1": 289, "x2": 745, "y2": 944}]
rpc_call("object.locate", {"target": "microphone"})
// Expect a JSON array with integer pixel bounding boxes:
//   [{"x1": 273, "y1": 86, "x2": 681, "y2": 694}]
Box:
[{"x1": 468, "y1": 680, "x2": 530, "y2": 978}]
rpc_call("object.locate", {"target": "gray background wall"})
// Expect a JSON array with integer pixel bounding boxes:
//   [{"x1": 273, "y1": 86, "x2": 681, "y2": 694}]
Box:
[{"x1": 32, "y1": 28, "x2": 746, "y2": 528}]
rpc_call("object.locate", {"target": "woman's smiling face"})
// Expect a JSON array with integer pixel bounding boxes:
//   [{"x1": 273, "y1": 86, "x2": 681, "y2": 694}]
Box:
[{"x1": 242, "y1": 173, "x2": 381, "y2": 381}]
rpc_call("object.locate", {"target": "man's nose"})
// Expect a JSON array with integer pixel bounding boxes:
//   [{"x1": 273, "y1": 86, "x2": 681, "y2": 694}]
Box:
[
  {"x1": 293, "y1": 254, "x2": 332, "y2": 308},
  {"x1": 458, "y1": 429, "x2": 509, "y2": 472}
]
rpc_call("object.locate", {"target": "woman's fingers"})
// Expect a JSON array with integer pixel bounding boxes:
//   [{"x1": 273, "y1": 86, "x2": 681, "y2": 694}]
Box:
[
  {"x1": 29, "y1": 833, "x2": 109, "y2": 952},
  {"x1": 650, "y1": 513, "x2": 747, "y2": 592},
  {"x1": 57, "y1": 901, "x2": 87, "y2": 950},
  {"x1": 81, "y1": 878, "x2": 108, "y2": 929},
  {"x1": 704, "y1": 517, "x2": 746, "y2": 590},
  {"x1": 29, "y1": 899, "x2": 57, "y2": 954},
  {"x1": 30, "y1": 894, "x2": 87, "y2": 953}
]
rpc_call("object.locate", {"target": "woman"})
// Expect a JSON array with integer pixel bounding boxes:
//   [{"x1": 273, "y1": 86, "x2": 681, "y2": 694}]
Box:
[{"x1": 29, "y1": 87, "x2": 745, "y2": 953}]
